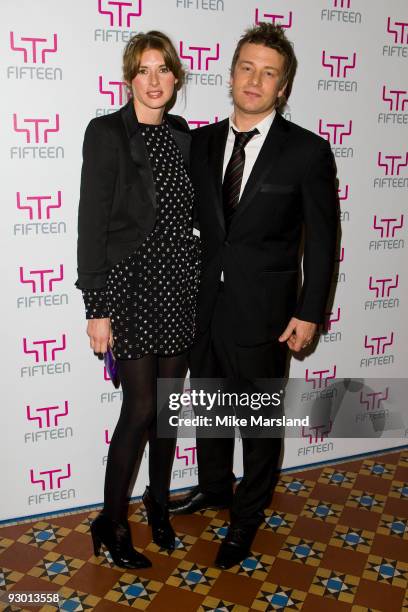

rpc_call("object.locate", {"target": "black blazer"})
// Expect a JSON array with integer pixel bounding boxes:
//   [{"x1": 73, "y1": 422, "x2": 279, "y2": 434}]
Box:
[
  {"x1": 76, "y1": 100, "x2": 191, "y2": 290},
  {"x1": 191, "y1": 112, "x2": 339, "y2": 346}
]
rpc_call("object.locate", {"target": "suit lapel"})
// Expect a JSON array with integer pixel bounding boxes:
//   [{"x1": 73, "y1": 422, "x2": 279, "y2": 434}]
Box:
[
  {"x1": 121, "y1": 100, "x2": 157, "y2": 211},
  {"x1": 230, "y1": 112, "x2": 290, "y2": 229},
  {"x1": 208, "y1": 119, "x2": 229, "y2": 231}
]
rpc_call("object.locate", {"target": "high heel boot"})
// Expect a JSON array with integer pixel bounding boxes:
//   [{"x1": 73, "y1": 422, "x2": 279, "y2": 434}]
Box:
[
  {"x1": 90, "y1": 513, "x2": 152, "y2": 569},
  {"x1": 142, "y1": 486, "x2": 175, "y2": 551}
]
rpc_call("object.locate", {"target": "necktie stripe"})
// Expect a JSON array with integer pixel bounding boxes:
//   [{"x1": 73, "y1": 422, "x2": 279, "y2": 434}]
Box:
[{"x1": 222, "y1": 127, "x2": 258, "y2": 230}]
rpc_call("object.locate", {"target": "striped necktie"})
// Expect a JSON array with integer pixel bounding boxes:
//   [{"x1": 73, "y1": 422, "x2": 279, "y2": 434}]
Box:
[{"x1": 222, "y1": 127, "x2": 259, "y2": 228}]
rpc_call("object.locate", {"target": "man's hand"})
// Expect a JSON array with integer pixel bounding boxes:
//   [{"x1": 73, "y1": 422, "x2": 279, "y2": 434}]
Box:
[
  {"x1": 86, "y1": 318, "x2": 112, "y2": 354},
  {"x1": 278, "y1": 317, "x2": 317, "y2": 352}
]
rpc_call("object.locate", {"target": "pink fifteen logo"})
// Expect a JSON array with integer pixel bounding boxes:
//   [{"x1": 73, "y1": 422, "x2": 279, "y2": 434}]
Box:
[
  {"x1": 8, "y1": 32, "x2": 61, "y2": 81},
  {"x1": 379, "y1": 85, "x2": 408, "y2": 126},
  {"x1": 180, "y1": 41, "x2": 222, "y2": 87},
  {"x1": 254, "y1": 8, "x2": 292, "y2": 28},
  {"x1": 369, "y1": 214, "x2": 405, "y2": 252},
  {"x1": 321, "y1": 0, "x2": 361, "y2": 24},
  {"x1": 365, "y1": 275, "x2": 400, "y2": 312},
  {"x1": 98, "y1": 75, "x2": 130, "y2": 105},
  {"x1": 95, "y1": 0, "x2": 142, "y2": 43},
  {"x1": 20, "y1": 334, "x2": 70, "y2": 378},
  {"x1": 383, "y1": 17, "x2": 408, "y2": 57},
  {"x1": 14, "y1": 191, "x2": 66, "y2": 238},
  {"x1": 13, "y1": 114, "x2": 59, "y2": 143},
  {"x1": 360, "y1": 332, "x2": 395, "y2": 368},
  {"x1": 26, "y1": 402, "x2": 68, "y2": 428},
  {"x1": 374, "y1": 152, "x2": 408, "y2": 189},
  {"x1": 98, "y1": 0, "x2": 142, "y2": 26},
  {"x1": 9, "y1": 32, "x2": 58, "y2": 62},
  {"x1": 302, "y1": 366, "x2": 337, "y2": 401},
  {"x1": 318, "y1": 119, "x2": 353, "y2": 159},
  {"x1": 172, "y1": 445, "x2": 198, "y2": 479},
  {"x1": 11, "y1": 114, "x2": 63, "y2": 160},
  {"x1": 297, "y1": 421, "x2": 334, "y2": 456},
  {"x1": 318, "y1": 51, "x2": 357, "y2": 93},
  {"x1": 24, "y1": 401, "x2": 73, "y2": 444},
  {"x1": 19, "y1": 265, "x2": 64, "y2": 293},
  {"x1": 355, "y1": 387, "x2": 389, "y2": 425},
  {"x1": 28, "y1": 464, "x2": 75, "y2": 505},
  {"x1": 17, "y1": 265, "x2": 68, "y2": 310}
]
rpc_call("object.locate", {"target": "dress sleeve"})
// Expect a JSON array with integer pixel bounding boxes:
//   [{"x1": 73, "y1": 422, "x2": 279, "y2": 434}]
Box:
[{"x1": 81, "y1": 288, "x2": 109, "y2": 319}]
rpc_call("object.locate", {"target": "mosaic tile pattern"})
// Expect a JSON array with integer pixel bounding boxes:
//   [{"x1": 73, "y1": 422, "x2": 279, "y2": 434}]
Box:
[{"x1": 0, "y1": 448, "x2": 407, "y2": 611}]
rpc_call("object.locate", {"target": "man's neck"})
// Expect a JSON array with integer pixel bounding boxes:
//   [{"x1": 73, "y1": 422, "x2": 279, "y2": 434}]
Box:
[{"x1": 232, "y1": 107, "x2": 273, "y2": 132}]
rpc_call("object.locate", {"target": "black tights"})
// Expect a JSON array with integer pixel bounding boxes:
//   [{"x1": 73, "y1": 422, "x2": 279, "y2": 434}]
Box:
[{"x1": 103, "y1": 352, "x2": 188, "y2": 523}]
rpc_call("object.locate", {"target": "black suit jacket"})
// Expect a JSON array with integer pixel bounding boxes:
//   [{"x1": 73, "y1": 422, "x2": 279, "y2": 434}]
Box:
[
  {"x1": 191, "y1": 112, "x2": 338, "y2": 346},
  {"x1": 76, "y1": 100, "x2": 191, "y2": 290}
]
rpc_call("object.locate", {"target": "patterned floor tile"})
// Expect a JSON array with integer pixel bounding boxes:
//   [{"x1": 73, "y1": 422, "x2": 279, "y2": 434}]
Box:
[
  {"x1": 377, "y1": 513, "x2": 408, "y2": 539},
  {"x1": 330, "y1": 525, "x2": 374, "y2": 553},
  {"x1": 28, "y1": 552, "x2": 84, "y2": 585},
  {"x1": 363, "y1": 554, "x2": 408, "y2": 588},
  {"x1": 54, "y1": 586, "x2": 101, "y2": 611},
  {"x1": 301, "y1": 499, "x2": 342, "y2": 523},
  {"x1": 227, "y1": 553, "x2": 274, "y2": 581},
  {"x1": 0, "y1": 567, "x2": 24, "y2": 590},
  {"x1": 310, "y1": 568, "x2": 359, "y2": 603},
  {"x1": 360, "y1": 460, "x2": 396, "y2": 479},
  {"x1": 0, "y1": 540, "x2": 14, "y2": 556},
  {"x1": 200, "y1": 518, "x2": 229, "y2": 542},
  {"x1": 105, "y1": 573, "x2": 162, "y2": 609},
  {"x1": 145, "y1": 532, "x2": 196, "y2": 559},
  {"x1": 275, "y1": 477, "x2": 314, "y2": 498},
  {"x1": 166, "y1": 560, "x2": 220, "y2": 594},
  {"x1": 1, "y1": 447, "x2": 408, "y2": 611},
  {"x1": 17, "y1": 522, "x2": 71, "y2": 551},
  {"x1": 261, "y1": 510, "x2": 297, "y2": 535},
  {"x1": 252, "y1": 582, "x2": 307, "y2": 610},
  {"x1": 389, "y1": 481, "x2": 408, "y2": 499},
  {"x1": 346, "y1": 490, "x2": 386, "y2": 513},
  {"x1": 318, "y1": 468, "x2": 357, "y2": 488},
  {"x1": 278, "y1": 536, "x2": 325, "y2": 566},
  {"x1": 199, "y1": 595, "x2": 249, "y2": 611}
]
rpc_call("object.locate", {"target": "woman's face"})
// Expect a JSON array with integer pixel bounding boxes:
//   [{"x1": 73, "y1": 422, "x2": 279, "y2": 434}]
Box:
[{"x1": 130, "y1": 48, "x2": 177, "y2": 115}]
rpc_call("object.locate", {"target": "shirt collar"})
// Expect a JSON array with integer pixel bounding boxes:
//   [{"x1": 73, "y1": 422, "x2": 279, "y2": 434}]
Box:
[{"x1": 229, "y1": 109, "x2": 276, "y2": 137}]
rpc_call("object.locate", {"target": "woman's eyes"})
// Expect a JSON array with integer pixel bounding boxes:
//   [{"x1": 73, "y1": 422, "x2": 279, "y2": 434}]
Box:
[{"x1": 137, "y1": 67, "x2": 170, "y2": 75}]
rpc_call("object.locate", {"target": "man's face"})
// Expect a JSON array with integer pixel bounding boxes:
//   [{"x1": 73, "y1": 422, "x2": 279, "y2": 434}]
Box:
[{"x1": 230, "y1": 43, "x2": 287, "y2": 117}]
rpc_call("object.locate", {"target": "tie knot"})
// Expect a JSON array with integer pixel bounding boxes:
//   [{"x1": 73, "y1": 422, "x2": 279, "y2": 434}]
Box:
[{"x1": 232, "y1": 127, "x2": 259, "y2": 149}]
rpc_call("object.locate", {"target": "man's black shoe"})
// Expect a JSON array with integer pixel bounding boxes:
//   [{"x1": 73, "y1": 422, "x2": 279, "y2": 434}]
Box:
[
  {"x1": 215, "y1": 524, "x2": 258, "y2": 569},
  {"x1": 168, "y1": 486, "x2": 232, "y2": 515}
]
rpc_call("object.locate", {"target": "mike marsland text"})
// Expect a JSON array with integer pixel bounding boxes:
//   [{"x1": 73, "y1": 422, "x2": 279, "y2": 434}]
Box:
[{"x1": 168, "y1": 415, "x2": 310, "y2": 427}]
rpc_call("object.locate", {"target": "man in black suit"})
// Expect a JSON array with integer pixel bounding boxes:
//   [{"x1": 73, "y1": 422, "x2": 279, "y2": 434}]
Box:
[{"x1": 170, "y1": 23, "x2": 338, "y2": 568}]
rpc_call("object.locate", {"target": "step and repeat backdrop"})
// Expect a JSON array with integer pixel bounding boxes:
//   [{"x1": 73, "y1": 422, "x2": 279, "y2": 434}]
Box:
[{"x1": 1, "y1": 0, "x2": 407, "y2": 521}]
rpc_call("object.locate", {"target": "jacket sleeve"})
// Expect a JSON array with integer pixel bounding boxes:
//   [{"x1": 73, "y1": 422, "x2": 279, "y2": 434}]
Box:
[
  {"x1": 294, "y1": 140, "x2": 339, "y2": 323},
  {"x1": 81, "y1": 288, "x2": 109, "y2": 319},
  {"x1": 76, "y1": 119, "x2": 117, "y2": 290}
]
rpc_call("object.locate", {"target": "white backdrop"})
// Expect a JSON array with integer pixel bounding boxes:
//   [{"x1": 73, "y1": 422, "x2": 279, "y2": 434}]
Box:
[{"x1": 1, "y1": 0, "x2": 407, "y2": 522}]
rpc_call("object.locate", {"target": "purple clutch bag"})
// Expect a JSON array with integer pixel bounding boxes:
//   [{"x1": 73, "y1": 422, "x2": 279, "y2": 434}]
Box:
[{"x1": 104, "y1": 347, "x2": 120, "y2": 388}]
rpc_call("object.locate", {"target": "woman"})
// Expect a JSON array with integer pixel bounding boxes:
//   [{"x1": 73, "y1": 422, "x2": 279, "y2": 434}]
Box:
[{"x1": 76, "y1": 31, "x2": 199, "y2": 569}]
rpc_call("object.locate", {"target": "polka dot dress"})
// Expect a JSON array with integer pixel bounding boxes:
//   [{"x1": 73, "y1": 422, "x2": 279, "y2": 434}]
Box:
[{"x1": 82, "y1": 121, "x2": 200, "y2": 359}]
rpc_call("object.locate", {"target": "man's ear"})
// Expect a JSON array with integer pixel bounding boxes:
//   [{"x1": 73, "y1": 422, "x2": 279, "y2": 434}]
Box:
[{"x1": 278, "y1": 80, "x2": 288, "y2": 99}]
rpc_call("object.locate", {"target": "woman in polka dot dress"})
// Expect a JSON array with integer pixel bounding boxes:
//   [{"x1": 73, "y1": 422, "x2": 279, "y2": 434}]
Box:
[{"x1": 76, "y1": 32, "x2": 199, "y2": 569}]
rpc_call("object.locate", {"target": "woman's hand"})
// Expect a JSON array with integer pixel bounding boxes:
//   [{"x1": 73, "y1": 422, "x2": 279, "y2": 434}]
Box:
[{"x1": 86, "y1": 318, "x2": 112, "y2": 354}]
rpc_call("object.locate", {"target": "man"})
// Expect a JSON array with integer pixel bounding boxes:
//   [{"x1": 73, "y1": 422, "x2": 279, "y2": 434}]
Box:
[{"x1": 170, "y1": 23, "x2": 338, "y2": 568}]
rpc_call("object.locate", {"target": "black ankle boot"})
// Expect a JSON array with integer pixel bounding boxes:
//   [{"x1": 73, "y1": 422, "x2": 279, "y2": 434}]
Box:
[
  {"x1": 142, "y1": 486, "x2": 175, "y2": 551},
  {"x1": 90, "y1": 513, "x2": 152, "y2": 569}
]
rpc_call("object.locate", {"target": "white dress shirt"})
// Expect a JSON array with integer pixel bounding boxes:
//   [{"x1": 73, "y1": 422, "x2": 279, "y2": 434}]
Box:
[
  {"x1": 222, "y1": 110, "x2": 276, "y2": 198},
  {"x1": 220, "y1": 110, "x2": 276, "y2": 281}
]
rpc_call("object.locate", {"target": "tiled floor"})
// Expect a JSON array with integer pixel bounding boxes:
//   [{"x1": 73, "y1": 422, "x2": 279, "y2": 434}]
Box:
[{"x1": 1, "y1": 448, "x2": 408, "y2": 611}]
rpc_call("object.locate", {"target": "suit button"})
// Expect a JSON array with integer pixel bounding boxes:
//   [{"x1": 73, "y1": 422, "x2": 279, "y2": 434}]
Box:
[{"x1": 224, "y1": 240, "x2": 230, "y2": 247}]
